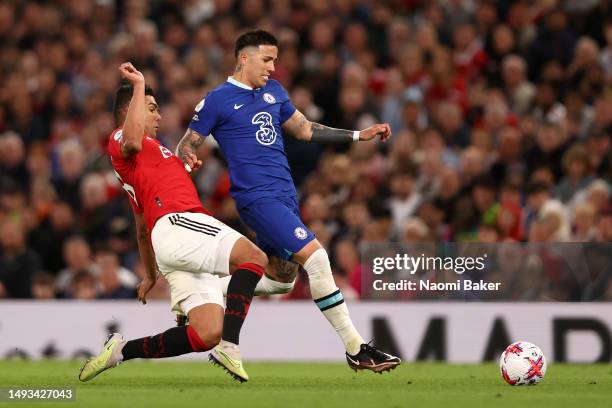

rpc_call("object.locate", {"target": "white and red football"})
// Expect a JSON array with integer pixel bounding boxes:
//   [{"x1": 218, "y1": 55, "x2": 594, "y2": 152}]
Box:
[{"x1": 499, "y1": 341, "x2": 547, "y2": 386}]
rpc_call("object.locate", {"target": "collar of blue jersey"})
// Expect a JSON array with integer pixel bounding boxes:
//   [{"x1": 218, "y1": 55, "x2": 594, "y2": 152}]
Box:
[{"x1": 227, "y1": 76, "x2": 254, "y2": 90}]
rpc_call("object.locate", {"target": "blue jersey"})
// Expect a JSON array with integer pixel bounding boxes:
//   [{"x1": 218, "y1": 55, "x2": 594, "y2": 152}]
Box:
[{"x1": 188, "y1": 77, "x2": 297, "y2": 209}]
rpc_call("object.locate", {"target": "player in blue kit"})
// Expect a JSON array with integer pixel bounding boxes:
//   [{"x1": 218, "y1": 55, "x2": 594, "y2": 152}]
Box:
[{"x1": 177, "y1": 30, "x2": 400, "y2": 373}]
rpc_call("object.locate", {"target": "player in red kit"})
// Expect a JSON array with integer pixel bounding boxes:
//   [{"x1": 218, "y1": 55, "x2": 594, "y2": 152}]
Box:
[{"x1": 79, "y1": 63, "x2": 264, "y2": 383}]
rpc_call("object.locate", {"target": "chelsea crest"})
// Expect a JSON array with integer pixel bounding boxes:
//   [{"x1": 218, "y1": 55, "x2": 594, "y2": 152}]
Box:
[{"x1": 263, "y1": 93, "x2": 276, "y2": 104}]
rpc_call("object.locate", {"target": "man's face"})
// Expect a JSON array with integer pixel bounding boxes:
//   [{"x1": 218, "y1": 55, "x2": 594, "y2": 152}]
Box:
[
  {"x1": 242, "y1": 45, "x2": 277, "y2": 88},
  {"x1": 144, "y1": 95, "x2": 161, "y2": 137}
]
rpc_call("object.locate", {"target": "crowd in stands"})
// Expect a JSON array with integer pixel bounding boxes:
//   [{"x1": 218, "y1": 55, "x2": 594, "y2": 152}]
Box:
[{"x1": 0, "y1": 0, "x2": 610, "y2": 300}]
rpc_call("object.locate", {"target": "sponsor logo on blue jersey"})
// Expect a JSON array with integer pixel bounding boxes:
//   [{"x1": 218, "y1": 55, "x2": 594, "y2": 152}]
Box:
[{"x1": 188, "y1": 78, "x2": 298, "y2": 207}]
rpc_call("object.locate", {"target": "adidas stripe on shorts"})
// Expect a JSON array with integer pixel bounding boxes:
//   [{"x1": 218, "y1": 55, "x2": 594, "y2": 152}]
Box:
[{"x1": 151, "y1": 212, "x2": 242, "y2": 314}]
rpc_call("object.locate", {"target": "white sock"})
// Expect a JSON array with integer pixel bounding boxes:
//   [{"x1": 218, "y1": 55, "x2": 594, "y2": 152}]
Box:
[
  {"x1": 220, "y1": 274, "x2": 295, "y2": 296},
  {"x1": 303, "y1": 248, "x2": 364, "y2": 355}
]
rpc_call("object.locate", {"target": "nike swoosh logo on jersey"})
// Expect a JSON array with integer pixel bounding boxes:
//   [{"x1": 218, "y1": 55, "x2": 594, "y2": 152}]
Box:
[{"x1": 234, "y1": 104, "x2": 244, "y2": 110}]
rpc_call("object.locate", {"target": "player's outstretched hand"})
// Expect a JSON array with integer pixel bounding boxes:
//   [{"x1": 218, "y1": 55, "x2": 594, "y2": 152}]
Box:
[
  {"x1": 118, "y1": 62, "x2": 145, "y2": 84},
  {"x1": 183, "y1": 152, "x2": 203, "y2": 174},
  {"x1": 359, "y1": 123, "x2": 392, "y2": 142},
  {"x1": 137, "y1": 275, "x2": 158, "y2": 305}
]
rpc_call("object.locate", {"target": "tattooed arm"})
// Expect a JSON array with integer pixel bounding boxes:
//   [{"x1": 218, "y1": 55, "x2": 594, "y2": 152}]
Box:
[
  {"x1": 175, "y1": 129, "x2": 204, "y2": 172},
  {"x1": 281, "y1": 110, "x2": 392, "y2": 143}
]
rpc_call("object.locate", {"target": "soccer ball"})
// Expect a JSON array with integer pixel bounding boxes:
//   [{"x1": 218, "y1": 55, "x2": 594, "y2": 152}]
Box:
[{"x1": 499, "y1": 341, "x2": 547, "y2": 386}]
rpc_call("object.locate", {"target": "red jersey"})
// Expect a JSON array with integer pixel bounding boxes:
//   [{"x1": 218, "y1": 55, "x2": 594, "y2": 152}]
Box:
[{"x1": 108, "y1": 128, "x2": 211, "y2": 231}]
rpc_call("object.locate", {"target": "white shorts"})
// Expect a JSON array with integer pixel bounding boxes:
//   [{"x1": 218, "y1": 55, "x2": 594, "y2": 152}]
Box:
[{"x1": 151, "y1": 212, "x2": 242, "y2": 314}]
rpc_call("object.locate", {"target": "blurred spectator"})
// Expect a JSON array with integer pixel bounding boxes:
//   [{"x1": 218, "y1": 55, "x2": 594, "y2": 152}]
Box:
[
  {"x1": 339, "y1": 201, "x2": 371, "y2": 242},
  {"x1": 56, "y1": 235, "x2": 98, "y2": 295},
  {"x1": 565, "y1": 89, "x2": 594, "y2": 139},
  {"x1": 567, "y1": 36, "x2": 600, "y2": 90},
  {"x1": 52, "y1": 139, "x2": 86, "y2": 211},
  {"x1": 95, "y1": 247, "x2": 136, "y2": 299},
  {"x1": 502, "y1": 55, "x2": 535, "y2": 116},
  {"x1": 598, "y1": 206, "x2": 612, "y2": 242},
  {"x1": 554, "y1": 143, "x2": 595, "y2": 203},
  {"x1": 29, "y1": 201, "x2": 78, "y2": 274},
  {"x1": 472, "y1": 176, "x2": 498, "y2": 228},
  {"x1": 0, "y1": 218, "x2": 41, "y2": 298},
  {"x1": 31, "y1": 272, "x2": 57, "y2": 299},
  {"x1": 477, "y1": 223, "x2": 500, "y2": 243},
  {"x1": 586, "y1": 128, "x2": 611, "y2": 177},
  {"x1": 332, "y1": 239, "x2": 360, "y2": 299},
  {"x1": 601, "y1": 20, "x2": 612, "y2": 79},
  {"x1": 460, "y1": 145, "x2": 488, "y2": 184},
  {"x1": 579, "y1": 179, "x2": 610, "y2": 213},
  {"x1": 528, "y1": 8, "x2": 576, "y2": 80},
  {"x1": 452, "y1": 22, "x2": 487, "y2": 81},
  {"x1": 69, "y1": 271, "x2": 98, "y2": 300},
  {"x1": 0, "y1": 131, "x2": 28, "y2": 187},
  {"x1": 526, "y1": 123, "x2": 568, "y2": 181},
  {"x1": 416, "y1": 199, "x2": 447, "y2": 241},
  {"x1": 490, "y1": 126, "x2": 525, "y2": 184},
  {"x1": 435, "y1": 102, "x2": 470, "y2": 148},
  {"x1": 571, "y1": 202, "x2": 598, "y2": 242},
  {"x1": 401, "y1": 217, "x2": 430, "y2": 243},
  {"x1": 524, "y1": 182, "x2": 552, "y2": 235},
  {"x1": 535, "y1": 199, "x2": 572, "y2": 242},
  {"x1": 387, "y1": 167, "x2": 421, "y2": 237},
  {"x1": 79, "y1": 172, "x2": 113, "y2": 245},
  {"x1": 485, "y1": 24, "x2": 518, "y2": 87}
]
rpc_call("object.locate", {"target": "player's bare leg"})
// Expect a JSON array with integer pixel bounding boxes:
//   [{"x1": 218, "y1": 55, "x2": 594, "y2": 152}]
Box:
[
  {"x1": 267, "y1": 256, "x2": 299, "y2": 283},
  {"x1": 219, "y1": 256, "x2": 297, "y2": 297},
  {"x1": 293, "y1": 239, "x2": 401, "y2": 373},
  {"x1": 209, "y1": 237, "x2": 266, "y2": 382},
  {"x1": 188, "y1": 303, "x2": 224, "y2": 349},
  {"x1": 79, "y1": 304, "x2": 221, "y2": 382}
]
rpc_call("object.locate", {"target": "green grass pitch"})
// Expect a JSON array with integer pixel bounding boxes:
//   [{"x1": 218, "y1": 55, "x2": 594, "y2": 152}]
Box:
[{"x1": 0, "y1": 360, "x2": 610, "y2": 408}]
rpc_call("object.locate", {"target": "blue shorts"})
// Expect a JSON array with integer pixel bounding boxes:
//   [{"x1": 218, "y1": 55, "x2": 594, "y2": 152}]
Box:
[{"x1": 238, "y1": 196, "x2": 315, "y2": 260}]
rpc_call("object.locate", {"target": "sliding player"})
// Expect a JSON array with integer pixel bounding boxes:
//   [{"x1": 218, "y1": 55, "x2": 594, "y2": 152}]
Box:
[{"x1": 79, "y1": 63, "x2": 266, "y2": 383}]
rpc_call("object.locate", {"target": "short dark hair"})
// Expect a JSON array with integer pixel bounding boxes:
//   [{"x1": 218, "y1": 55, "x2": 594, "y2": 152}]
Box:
[
  {"x1": 113, "y1": 83, "x2": 155, "y2": 126},
  {"x1": 234, "y1": 29, "x2": 278, "y2": 58},
  {"x1": 526, "y1": 181, "x2": 550, "y2": 196}
]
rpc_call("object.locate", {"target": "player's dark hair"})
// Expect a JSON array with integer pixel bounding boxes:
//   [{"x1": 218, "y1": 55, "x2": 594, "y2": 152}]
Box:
[
  {"x1": 234, "y1": 30, "x2": 278, "y2": 58},
  {"x1": 113, "y1": 83, "x2": 155, "y2": 126}
]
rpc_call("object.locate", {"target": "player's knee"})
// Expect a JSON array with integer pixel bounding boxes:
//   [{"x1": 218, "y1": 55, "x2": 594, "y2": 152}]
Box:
[
  {"x1": 243, "y1": 241, "x2": 268, "y2": 269},
  {"x1": 232, "y1": 238, "x2": 268, "y2": 269},
  {"x1": 303, "y1": 248, "x2": 332, "y2": 279},
  {"x1": 199, "y1": 329, "x2": 221, "y2": 348},
  {"x1": 191, "y1": 323, "x2": 221, "y2": 349},
  {"x1": 250, "y1": 246, "x2": 268, "y2": 269},
  {"x1": 187, "y1": 310, "x2": 222, "y2": 350}
]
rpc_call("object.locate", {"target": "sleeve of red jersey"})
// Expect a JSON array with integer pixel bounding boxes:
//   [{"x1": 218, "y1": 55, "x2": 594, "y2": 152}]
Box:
[
  {"x1": 108, "y1": 129, "x2": 143, "y2": 214},
  {"x1": 108, "y1": 129, "x2": 134, "y2": 160},
  {"x1": 107, "y1": 129, "x2": 122, "y2": 157}
]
